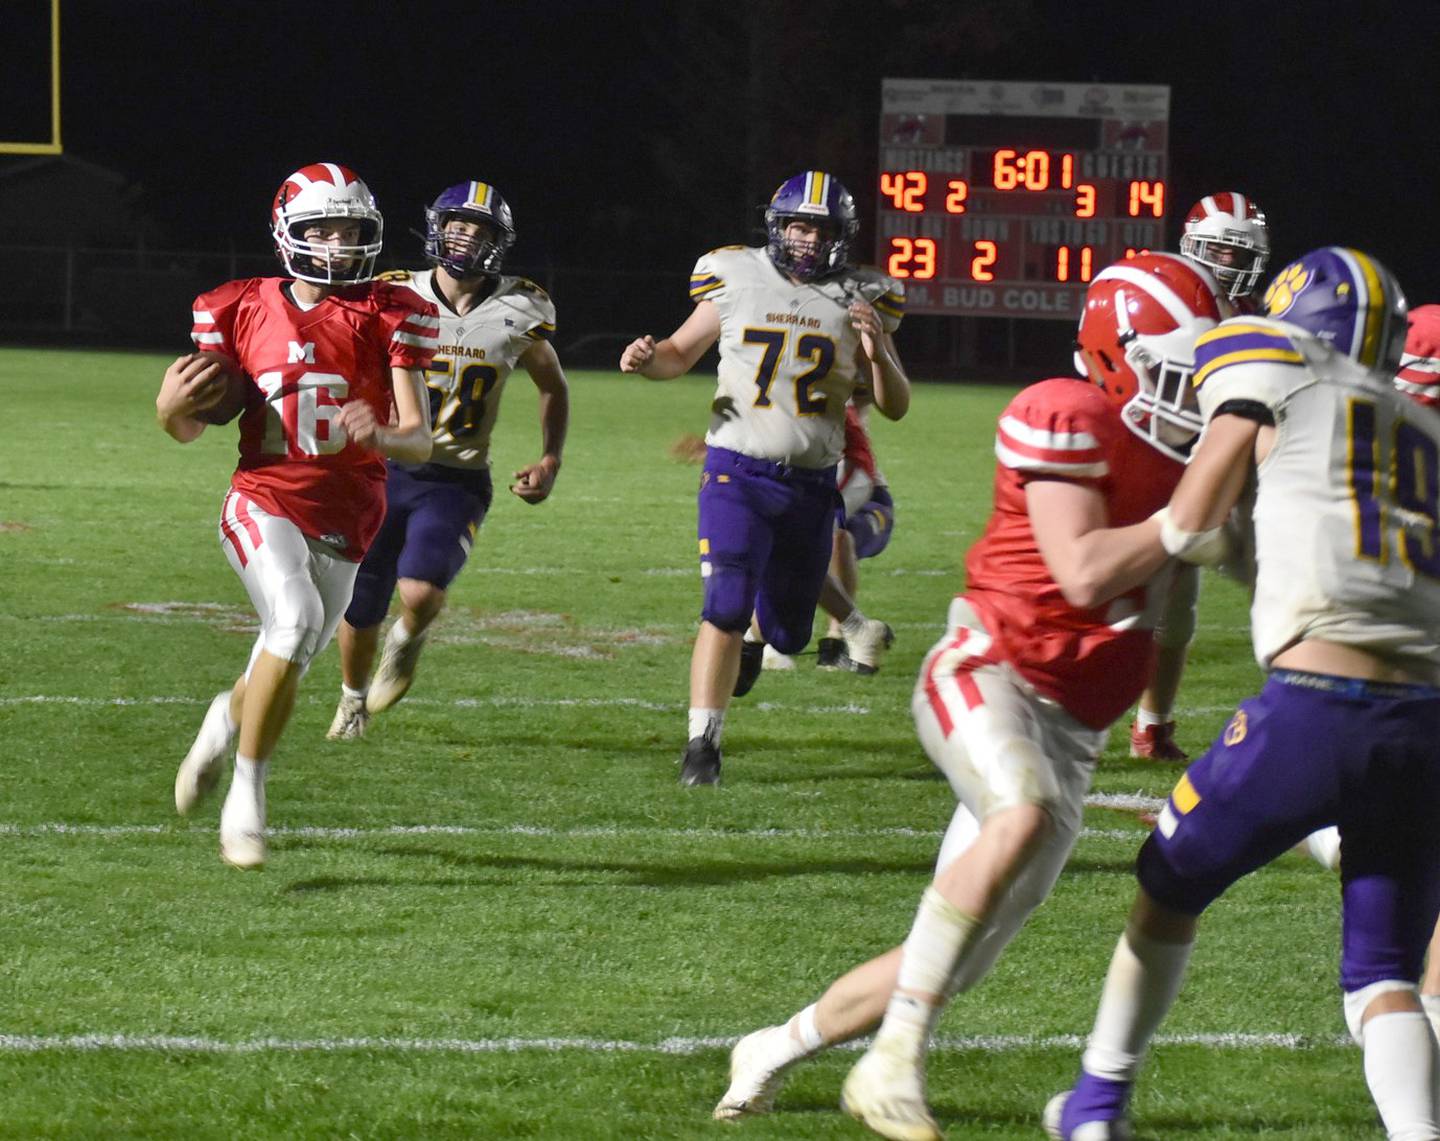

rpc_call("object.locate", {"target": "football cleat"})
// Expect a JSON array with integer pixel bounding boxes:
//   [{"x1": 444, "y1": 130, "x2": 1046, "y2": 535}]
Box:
[
  {"x1": 367, "y1": 625, "x2": 427, "y2": 713},
  {"x1": 680, "y1": 737, "x2": 722, "y2": 787},
  {"x1": 220, "y1": 826, "x2": 267, "y2": 871},
  {"x1": 326, "y1": 693, "x2": 370, "y2": 741},
  {"x1": 840, "y1": 1041, "x2": 941, "y2": 1141},
  {"x1": 816, "y1": 636, "x2": 845, "y2": 670},
  {"x1": 761, "y1": 644, "x2": 796, "y2": 671},
  {"x1": 842, "y1": 620, "x2": 895, "y2": 675},
  {"x1": 713, "y1": 1026, "x2": 795, "y2": 1120},
  {"x1": 175, "y1": 692, "x2": 235, "y2": 815},
  {"x1": 733, "y1": 639, "x2": 764, "y2": 697},
  {"x1": 1127, "y1": 720, "x2": 1187, "y2": 762},
  {"x1": 1043, "y1": 1075, "x2": 1134, "y2": 1140}
]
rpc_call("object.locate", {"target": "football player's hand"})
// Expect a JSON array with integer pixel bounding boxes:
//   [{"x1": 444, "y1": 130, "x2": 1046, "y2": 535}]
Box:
[
  {"x1": 510, "y1": 456, "x2": 559, "y2": 504},
  {"x1": 157, "y1": 353, "x2": 226, "y2": 420},
  {"x1": 336, "y1": 400, "x2": 383, "y2": 451},
  {"x1": 619, "y1": 335, "x2": 656, "y2": 373},
  {"x1": 850, "y1": 301, "x2": 883, "y2": 360}
]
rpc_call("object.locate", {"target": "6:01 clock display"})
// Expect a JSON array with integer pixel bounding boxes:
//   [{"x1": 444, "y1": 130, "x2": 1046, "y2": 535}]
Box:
[{"x1": 878, "y1": 80, "x2": 1171, "y2": 320}]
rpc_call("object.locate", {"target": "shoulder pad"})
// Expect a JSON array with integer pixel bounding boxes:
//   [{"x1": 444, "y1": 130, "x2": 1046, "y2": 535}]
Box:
[
  {"x1": 376, "y1": 269, "x2": 414, "y2": 284},
  {"x1": 510, "y1": 276, "x2": 552, "y2": 301},
  {"x1": 1194, "y1": 318, "x2": 1305, "y2": 388}
]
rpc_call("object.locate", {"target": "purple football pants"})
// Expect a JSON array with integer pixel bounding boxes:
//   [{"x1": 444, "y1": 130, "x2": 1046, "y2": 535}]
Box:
[
  {"x1": 1138, "y1": 669, "x2": 1440, "y2": 990},
  {"x1": 345, "y1": 461, "x2": 493, "y2": 629},
  {"x1": 697, "y1": 446, "x2": 837, "y2": 654}
]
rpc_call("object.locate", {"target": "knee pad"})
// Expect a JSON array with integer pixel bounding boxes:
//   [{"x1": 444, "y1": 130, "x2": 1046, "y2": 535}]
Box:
[
  {"x1": 345, "y1": 565, "x2": 396, "y2": 630},
  {"x1": 847, "y1": 494, "x2": 895, "y2": 561},
  {"x1": 1344, "y1": 980, "x2": 1417, "y2": 1045},
  {"x1": 262, "y1": 579, "x2": 327, "y2": 665},
  {"x1": 700, "y1": 564, "x2": 756, "y2": 634}
]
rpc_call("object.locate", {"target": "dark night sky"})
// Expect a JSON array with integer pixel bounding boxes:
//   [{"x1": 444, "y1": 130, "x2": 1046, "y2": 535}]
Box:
[{"x1": 8, "y1": 0, "x2": 1440, "y2": 323}]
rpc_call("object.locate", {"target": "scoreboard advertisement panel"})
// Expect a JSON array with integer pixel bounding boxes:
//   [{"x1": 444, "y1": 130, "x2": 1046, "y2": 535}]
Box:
[{"x1": 878, "y1": 79, "x2": 1170, "y2": 320}]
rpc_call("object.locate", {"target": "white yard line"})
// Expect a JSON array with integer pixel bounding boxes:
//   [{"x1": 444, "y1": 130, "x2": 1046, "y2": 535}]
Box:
[{"x1": 0, "y1": 1031, "x2": 1346, "y2": 1055}]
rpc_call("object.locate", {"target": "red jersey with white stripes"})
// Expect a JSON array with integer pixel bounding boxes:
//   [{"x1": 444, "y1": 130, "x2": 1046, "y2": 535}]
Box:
[
  {"x1": 191, "y1": 278, "x2": 439, "y2": 560},
  {"x1": 962, "y1": 377, "x2": 1183, "y2": 729}
]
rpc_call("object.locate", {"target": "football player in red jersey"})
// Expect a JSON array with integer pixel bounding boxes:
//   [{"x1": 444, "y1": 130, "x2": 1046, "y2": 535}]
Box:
[
  {"x1": 156, "y1": 162, "x2": 439, "y2": 870},
  {"x1": 711, "y1": 253, "x2": 1228, "y2": 1140},
  {"x1": 1124, "y1": 191, "x2": 1274, "y2": 764}
]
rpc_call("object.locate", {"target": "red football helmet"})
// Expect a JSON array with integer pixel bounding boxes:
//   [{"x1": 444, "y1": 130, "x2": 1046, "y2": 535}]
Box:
[
  {"x1": 1179, "y1": 192, "x2": 1269, "y2": 301},
  {"x1": 1396, "y1": 304, "x2": 1440, "y2": 409},
  {"x1": 271, "y1": 162, "x2": 383, "y2": 284},
  {"x1": 1076, "y1": 252, "x2": 1229, "y2": 460}
]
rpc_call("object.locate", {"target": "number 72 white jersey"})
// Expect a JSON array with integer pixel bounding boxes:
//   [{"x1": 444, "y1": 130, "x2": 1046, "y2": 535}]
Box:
[
  {"x1": 690, "y1": 246, "x2": 904, "y2": 469},
  {"x1": 1194, "y1": 316, "x2": 1440, "y2": 673}
]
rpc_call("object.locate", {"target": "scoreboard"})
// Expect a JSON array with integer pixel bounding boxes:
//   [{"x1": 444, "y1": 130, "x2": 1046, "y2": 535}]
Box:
[{"x1": 877, "y1": 79, "x2": 1170, "y2": 320}]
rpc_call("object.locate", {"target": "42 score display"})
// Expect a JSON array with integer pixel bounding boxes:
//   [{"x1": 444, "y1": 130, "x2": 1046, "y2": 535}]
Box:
[{"x1": 878, "y1": 161, "x2": 1167, "y2": 287}]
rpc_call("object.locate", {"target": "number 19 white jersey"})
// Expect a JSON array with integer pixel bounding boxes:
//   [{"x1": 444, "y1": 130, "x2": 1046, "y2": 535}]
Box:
[
  {"x1": 690, "y1": 246, "x2": 904, "y2": 469},
  {"x1": 1193, "y1": 317, "x2": 1440, "y2": 675}
]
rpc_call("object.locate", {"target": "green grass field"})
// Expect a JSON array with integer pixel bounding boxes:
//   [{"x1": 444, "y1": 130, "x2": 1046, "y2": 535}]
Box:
[{"x1": 0, "y1": 346, "x2": 1370, "y2": 1138}]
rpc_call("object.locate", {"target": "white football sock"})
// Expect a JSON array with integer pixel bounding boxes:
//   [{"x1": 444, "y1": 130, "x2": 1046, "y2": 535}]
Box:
[
  {"x1": 1363, "y1": 1011, "x2": 1440, "y2": 1140},
  {"x1": 790, "y1": 1002, "x2": 824, "y2": 1052},
  {"x1": 1135, "y1": 706, "x2": 1170, "y2": 729},
  {"x1": 840, "y1": 609, "x2": 869, "y2": 637},
  {"x1": 342, "y1": 683, "x2": 367, "y2": 701},
  {"x1": 388, "y1": 620, "x2": 414, "y2": 647},
  {"x1": 688, "y1": 708, "x2": 723, "y2": 745},
  {"x1": 873, "y1": 887, "x2": 979, "y2": 1056},
  {"x1": 222, "y1": 754, "x2": 268, "y2": 834},
  {"x1": 1081, "y1": 927, "x2": 1194, "y2": 1081}
]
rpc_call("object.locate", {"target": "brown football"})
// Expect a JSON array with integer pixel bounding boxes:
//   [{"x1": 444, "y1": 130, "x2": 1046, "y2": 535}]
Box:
[{"x1": 193, "y1": 351, "x2": 251, "y2": 425}]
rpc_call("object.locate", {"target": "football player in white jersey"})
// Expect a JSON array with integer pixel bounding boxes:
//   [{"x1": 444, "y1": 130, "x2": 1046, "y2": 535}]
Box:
[
  {"x1": 619, "y1": 170, "x2": 910, "y2": 786},
  {"x1": 327, "y1": 181, "x2": 569, "y2": 739},
  {"x1": 711, "y1": 254, "x2": 1228, "y2": 1140},
  {"x1": 1048, "y1": 249, "x2": 1440, "y2": 1141}
]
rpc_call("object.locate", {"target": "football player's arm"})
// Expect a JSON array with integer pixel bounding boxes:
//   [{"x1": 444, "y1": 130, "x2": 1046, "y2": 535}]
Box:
[
  {"x1": 850, "y1": 300, "x2": 910, "y2": 420},
  {"x1": 1166, "y1": 413, "x2": 1264, "y2": 534},
  {"x1": 1027, "y1": 478, "x2": 1173, "y2": 610},
  {"x1": 337, "y1": 368, "x2": 433, "y2": 463},
  {"x1": 619, "y1": 301, "x2": 721, "y2": 379},
  {"x1": 511, "y1": 340, "x2": 570, "y2": 504},
  {"x1": 155, "y1": 352, "x2": 226, "y2": 443}
]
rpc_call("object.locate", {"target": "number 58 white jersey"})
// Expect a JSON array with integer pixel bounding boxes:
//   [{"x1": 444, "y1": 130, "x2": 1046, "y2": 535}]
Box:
[{"x1": 1194, "y1": 316, "x2": 1440, "y2": 673}]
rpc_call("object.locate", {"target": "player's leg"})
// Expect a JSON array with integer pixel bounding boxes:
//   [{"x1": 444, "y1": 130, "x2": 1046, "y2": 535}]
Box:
[
  {"x1": 213, "y1": 493, "x2": 357, "y2": 868},
  {"x1": 752, "y1": 479, "x2": 833, "y2": 656},
  {"x1": 1129, "y1": 563, "x2": 1198, "y2": 761},
  {"x1": 684, "y1": 458, "x2": 776, "y2": 785},
  {"x1": 328, "y1": 499, "x2": 406, "y2": 740},
  {"x1": 176, "y1": 674, "x2": 245, "y2": 815},
  {"x1": 845, "y1": 617, "x2": 1088, "y2": 1141},
  {"x1": 1050, "y1": 678, "x2": 1349, "y2": 1138},
  {"x1": 369, "y1": 470, "x2": 492, "y2": 714},
  {"x1": 1335, "y1": 717, "x2": 1440, "y2": 1141}
]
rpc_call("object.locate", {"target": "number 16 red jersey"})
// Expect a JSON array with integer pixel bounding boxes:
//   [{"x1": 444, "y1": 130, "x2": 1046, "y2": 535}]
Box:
[{"x1": 190, "y1": 277, "x2": 439, "y2": 560}]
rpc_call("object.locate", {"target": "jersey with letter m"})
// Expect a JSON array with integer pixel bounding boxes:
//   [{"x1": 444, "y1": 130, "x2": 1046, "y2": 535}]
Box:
[
  {"x1": 1194, "y1": 317, "x2": 1440, "y2": 674},
  {"x1": 691, "y1": 246, "x2": 904, "y2": 468},
  {"x1": 191, "y1": 277, "x2": 439, "y2": 560},
  {"x1": 962, "y1": 378, "x2": 1184, "y2": 729}
]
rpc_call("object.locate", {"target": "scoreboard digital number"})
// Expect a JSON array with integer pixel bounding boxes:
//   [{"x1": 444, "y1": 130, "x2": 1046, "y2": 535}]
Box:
[{"x1": 878, "y1": 79, "x2": 1170, "y2": 320}]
